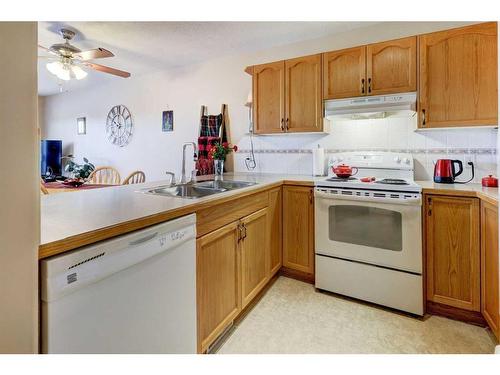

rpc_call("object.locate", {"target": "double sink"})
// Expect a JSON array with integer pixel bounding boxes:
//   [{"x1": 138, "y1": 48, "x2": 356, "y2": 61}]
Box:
[{"x1": 144, "y1": 179, "x2": 257, "y2": 199}]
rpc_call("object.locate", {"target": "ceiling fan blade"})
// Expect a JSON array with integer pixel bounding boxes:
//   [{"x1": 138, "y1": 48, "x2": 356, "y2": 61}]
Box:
[
  {"x1": 38, "y1": 44, "x2": 58, "y2": 55},
  {"x1": 83, "y1": 62, "x2": 131, "y2": 78},
  {"x1": 74, "y1": 48, "x2": 114, "y2": 60}
]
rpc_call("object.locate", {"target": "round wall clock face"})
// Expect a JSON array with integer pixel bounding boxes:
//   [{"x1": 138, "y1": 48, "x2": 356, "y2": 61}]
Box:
[{"x1": 106, "y1": 105, "x2": 133, "y2": 147}]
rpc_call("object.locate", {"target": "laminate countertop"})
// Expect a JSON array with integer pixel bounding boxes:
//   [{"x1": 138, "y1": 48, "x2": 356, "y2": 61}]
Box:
[
  {"x1": 417, "y1": 180, "x2": 499, "y2": 206},
  {"x1": 40, "y1": 173, "x2": 498, "y2": 259},
  {"x1": 39, "y1": 173, "x2": 319, "y2": 259}
]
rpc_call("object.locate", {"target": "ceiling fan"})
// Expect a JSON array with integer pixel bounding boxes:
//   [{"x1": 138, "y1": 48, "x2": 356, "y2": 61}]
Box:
[{"x1": 38, "y1": 28, "x2": 131, "y2": 81}]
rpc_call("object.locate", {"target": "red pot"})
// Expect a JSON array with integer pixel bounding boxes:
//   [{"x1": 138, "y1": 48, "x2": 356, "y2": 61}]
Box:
[
  {"x1": 332, "y1": 164, "x2": 358, "y2": 178},
  {"x1": 481, "y1": 175, "x2": 498, "y2": 187}
]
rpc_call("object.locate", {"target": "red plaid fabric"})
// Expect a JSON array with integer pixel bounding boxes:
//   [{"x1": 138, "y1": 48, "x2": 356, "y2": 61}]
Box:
[{"x1": 199, "y1": 114, "x2": 223, "y2": 137}]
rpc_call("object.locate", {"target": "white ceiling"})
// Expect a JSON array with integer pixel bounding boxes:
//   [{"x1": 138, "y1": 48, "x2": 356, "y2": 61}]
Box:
[{"x1": 38, "y1": 21, "x2": 377, "y2": 96}]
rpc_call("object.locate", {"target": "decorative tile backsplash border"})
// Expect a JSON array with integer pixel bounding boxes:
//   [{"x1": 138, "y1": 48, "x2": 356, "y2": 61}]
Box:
[{"x1": 237, "y1": 148, "x2": 497, "y2": 155}]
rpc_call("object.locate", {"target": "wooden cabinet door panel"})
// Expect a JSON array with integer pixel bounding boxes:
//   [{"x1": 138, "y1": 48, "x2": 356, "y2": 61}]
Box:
[
  {"x1": 252, "y1": 61, "x2": 285, "y2": 134},
  {"x1": 366, "y1": 36, "x2": 417, "y2": 95},
  {"x1": 425, "y1": 195, "x2": 480, "y2": 311},
  {"x1": 418, "y1": 22, "x2": 498, "y2": 128},
  {"x1": 268, "y1": 187, "x2": 282, "y2": 277},
  {"x1": 285, "y1": 54, "x2": 323, "y2": 132},
  {"x1": 240, "y1": 208, "x2": 269, "y2": 308},
  {"x1": 283, "y1": 186, "x2": 314, "y2": 274},
  {"x1": 197, "y1": 222, "x2": 240, "y2": 353},
  {"x1": 481, "y1": 201, "x2": 499, "y2": 340},
  {"x1": 323, "y1": 46, "x2": 366, "y2": 99}
]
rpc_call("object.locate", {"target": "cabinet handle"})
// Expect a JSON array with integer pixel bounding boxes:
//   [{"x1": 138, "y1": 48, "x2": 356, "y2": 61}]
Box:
[
  {"x1": 421, "y1": 109, "x2": 426, "y2": 126},
  {"x1": 361, "y1": 78, "x2": 365, "y2": 94},
  {"x1": 237, "y1": 223, "x2": 244, "y2": 242},
  {"x1": 368, "y1": 78, "x2": 372, "y2": 93},
  {"x1": 309, "y1": 189, "x2": 313, "y2": 204},
  {"x1": 241, "y1": 224, "x2": 247, "y2": 240},
  {"x1": 285, "y1": 118, "x2": 289, "y2": 132},
  {"x1": 280, "y1": 118, "x2": 284, "y2": 131}
]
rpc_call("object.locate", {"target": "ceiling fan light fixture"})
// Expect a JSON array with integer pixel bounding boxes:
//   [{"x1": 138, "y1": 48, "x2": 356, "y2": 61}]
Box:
[
  {"x1": 71, "y1": 65, "x2": 88, "y2": 80},
  {"x1": 46, "y1": 61, "x2": 70, "y2": 81}
]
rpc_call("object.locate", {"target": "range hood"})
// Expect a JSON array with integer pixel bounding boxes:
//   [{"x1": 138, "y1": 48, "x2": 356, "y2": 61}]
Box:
[{"x1": 324, "y1": 92, "x2": 417, "y2": 119}]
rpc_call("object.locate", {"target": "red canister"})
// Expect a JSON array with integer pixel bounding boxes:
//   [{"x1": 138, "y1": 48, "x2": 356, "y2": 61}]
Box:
[{"x1": 481, "y1": 175, "x2": 498, "y2": 187}]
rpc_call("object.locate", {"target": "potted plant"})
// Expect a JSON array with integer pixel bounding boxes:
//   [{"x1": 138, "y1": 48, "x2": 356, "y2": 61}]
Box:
[
  {"x1": 64, "y1": 157, "x2": 95, "y2": 186},
  {"x1": 208, "y1": 142, "x2": 238, "y2": 178}
]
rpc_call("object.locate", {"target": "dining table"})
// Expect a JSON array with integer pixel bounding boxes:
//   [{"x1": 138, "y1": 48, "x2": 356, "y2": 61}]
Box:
[{"x1": 43, "y1": 181, "x2": 117, "y2": 194}]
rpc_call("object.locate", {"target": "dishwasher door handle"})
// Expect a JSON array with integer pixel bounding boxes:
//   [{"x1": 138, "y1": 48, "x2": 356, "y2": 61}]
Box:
[{"x1": 128, "y1": 232, "x2": 158, "y2": 246}]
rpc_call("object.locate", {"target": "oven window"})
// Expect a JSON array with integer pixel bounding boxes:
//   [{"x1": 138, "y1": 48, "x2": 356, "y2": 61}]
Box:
[{"x1": 329, "y1": 205, "x2": 402, "y2": 251}]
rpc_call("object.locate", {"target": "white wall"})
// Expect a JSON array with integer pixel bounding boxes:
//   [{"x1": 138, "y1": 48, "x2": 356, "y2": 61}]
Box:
[
  {"x1": 0, "y1": 22, "x2": 39, "y2": 353},
  {"x1": 41, "y1": 21, "x2": 496, "y2": 182}
]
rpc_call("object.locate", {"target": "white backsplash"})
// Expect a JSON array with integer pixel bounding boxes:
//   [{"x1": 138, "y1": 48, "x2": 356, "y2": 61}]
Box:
[{"x1": 234, "y1": 116, "x2": 498, "y2": 182}]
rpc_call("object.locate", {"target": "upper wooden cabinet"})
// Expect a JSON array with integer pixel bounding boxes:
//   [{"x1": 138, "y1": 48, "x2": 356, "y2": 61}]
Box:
[
  {"x1": 252, "y1": 54, "x2": 325, "y2": 134},
  {"x1": 425, "y1": 195, "x2": 480, "y2": 312},
  {"x1": 366, "y1": 37, "x2": 417, "y2": 95},
  {"x1": 285, "y1": 54, "x2": 323, "y2": 132},
  {"x1": 418, "y1": 22, "x2": 498, "y2": 128},
  {"x1": 323, "y1": 46, "x2": 366, "y2": 99},
  {"x1": 481, "y1": 201, "x2": 499, "y2": 340},
  {"x1": 323, "y1": 37, "x2": 416, "y2": 99},
  {"x1": 252, "y1": 61, "x2": 285, "y2": 134}
]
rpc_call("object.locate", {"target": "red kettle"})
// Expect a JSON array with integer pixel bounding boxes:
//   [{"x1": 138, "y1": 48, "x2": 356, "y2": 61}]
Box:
[{"x1": 433, "y1": 159, "x2": 463, "y2": 183}]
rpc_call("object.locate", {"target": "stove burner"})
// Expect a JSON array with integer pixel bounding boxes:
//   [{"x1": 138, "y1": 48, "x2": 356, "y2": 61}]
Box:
[
  {"x1": 327, "y1": 177, "x2": 357, "y2": 182},
  {"x1": 375, "y1": 178, "x2": 409, "y2": 185}
]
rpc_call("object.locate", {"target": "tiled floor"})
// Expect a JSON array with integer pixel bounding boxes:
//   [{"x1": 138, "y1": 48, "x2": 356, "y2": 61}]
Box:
[{"x1": 217, "y1": 277, "x2": 496, "y2": 354}]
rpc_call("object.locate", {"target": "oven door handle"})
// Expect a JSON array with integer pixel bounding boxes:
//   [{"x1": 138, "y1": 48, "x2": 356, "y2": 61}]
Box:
[{"x1": 314, "y1": 190, "x2": 422, "y2": 206}]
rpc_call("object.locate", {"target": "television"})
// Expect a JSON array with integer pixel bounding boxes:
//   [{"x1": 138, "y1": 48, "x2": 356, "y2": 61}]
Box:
[{"x1": 41, "y1": 140, "x2": 62, "y2": 177}]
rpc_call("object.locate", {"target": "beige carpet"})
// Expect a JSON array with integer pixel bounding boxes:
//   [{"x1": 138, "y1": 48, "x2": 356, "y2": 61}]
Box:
[{"x1": 217, "y1": 277, "x2": 496, "y2": 354}]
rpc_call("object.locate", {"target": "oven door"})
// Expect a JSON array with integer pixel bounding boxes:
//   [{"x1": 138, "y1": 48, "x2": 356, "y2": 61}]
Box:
[{"x1": 315, "y1": 188, "x2": 422, "y2": 273}]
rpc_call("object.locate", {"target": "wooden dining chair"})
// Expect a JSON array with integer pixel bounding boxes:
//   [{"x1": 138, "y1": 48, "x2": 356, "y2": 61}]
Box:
[
  {"x1": 40, "y1": 178, "x2": 49, "y2": 195},
  {"x1": 88, "y1": 166, "x2": 121, "y2": 185},
  {"x1": 122, "y1": 171, "x2": 146, "y2": 185}
]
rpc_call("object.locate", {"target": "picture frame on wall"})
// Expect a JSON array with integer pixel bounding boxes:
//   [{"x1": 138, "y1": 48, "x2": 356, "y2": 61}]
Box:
[
  {"x1": 77, "y1": 117, "x2": 86, "y2": 135},
  {"x1": 162, "y1": 110, "x2": 173, "y2": 132}
]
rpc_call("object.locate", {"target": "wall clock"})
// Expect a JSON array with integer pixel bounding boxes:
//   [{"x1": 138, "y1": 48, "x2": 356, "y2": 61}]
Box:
[{"x1": 106, "y1": 105, "x2": 133, "y2": 147}]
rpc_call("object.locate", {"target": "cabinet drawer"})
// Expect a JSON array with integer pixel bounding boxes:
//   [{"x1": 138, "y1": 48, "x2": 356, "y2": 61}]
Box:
[{"x1": 196, "y1": 191, "x2": 269, "y2": 237}]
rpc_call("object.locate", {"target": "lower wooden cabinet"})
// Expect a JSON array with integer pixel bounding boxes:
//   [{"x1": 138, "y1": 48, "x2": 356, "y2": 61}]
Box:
[
  {"x1": 481, "y1": 201, "x2": 499, "y2": 340},
  {"x1": 425, "y1": 194, "x2": 480, "y2": 312},
  {"x1": 197, "y1": 221, "x2": 241, "y2": 353},
  {"x1": 283, "y1": 185, "x2": 314, "y2": 275},
  {"x1": 268, "y1": 187, "x2": 282, "y2": 276},
  {"x1": 240, "y1": 208, "x2": 270, "y2": 308},
  {"x1": 197, "y1": 204, "x2": 272, "y2": 352}
]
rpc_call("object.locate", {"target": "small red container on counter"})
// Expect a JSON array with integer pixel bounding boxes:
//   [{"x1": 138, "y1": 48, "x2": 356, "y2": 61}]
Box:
[{"x1": 481, "y1": 175, "x2": 498, "y2": 187}]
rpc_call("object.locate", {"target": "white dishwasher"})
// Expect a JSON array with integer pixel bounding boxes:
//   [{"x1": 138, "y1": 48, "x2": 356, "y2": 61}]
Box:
[{"x1": 41, "y1": 214, "x2": 197, "y2": 354}]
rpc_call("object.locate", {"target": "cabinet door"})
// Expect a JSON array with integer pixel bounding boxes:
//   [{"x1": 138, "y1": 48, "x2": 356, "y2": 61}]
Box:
[
  {"x1": 481, "y1": 201, "x2": 499, "y2": 340},
  {"x1": 366, "y1": 36, "x2": 417, "y2": 95},
  {"x1": 418, "y1": 22, "x2": 498, "y2": 128},
  {"x1": 323, "y1": 46, "x2": 366, "y2": 99},
  {"x1": 285, "y1": 54, "x2": 323, "y2": 132},
  {"x1": 252, "y1": 61, "x2": 285, "y2": 134},
  {"x1": 197, "y1": 222, "x2": 240, "y2": 353},
  {"x1": 268, "y1": 187, "x2": 282, "y2": 277},
  {"x1": 240, "y1": 208, "x2": 269, "y2": 308},
  {"x1": 283, "y1": 186, "x2": 314, "y2": 274},
  {"x1": 425, "y1": 195, "x2": 480, "y2": 311}
]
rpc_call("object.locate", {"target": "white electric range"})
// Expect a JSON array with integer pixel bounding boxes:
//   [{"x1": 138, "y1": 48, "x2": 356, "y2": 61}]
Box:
[{"x1": 314, "y1": 152, "x2": 423, "y2": 315}]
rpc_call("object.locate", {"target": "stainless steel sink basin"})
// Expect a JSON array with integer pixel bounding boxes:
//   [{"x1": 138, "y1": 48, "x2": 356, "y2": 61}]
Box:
[
  {"x1": 143, "y1": 180, "x2": 257, "y2": 199},
  {"x1": 193, "y1": 180, "x2": 257, "y2": 190}
]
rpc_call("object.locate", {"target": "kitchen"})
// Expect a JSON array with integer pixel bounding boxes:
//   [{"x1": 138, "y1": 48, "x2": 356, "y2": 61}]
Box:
[{"x1": 1, "y1": 5, "x2": 500, "y2": 373}]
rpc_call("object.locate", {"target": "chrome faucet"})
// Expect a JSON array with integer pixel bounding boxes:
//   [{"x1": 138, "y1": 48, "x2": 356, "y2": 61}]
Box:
[
  {"x1": 165, "y1": 171, "x2": 176, "y2": 186},
  {"x1": 180, "y1": 142, "x2": 198, "y2": 184}
]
